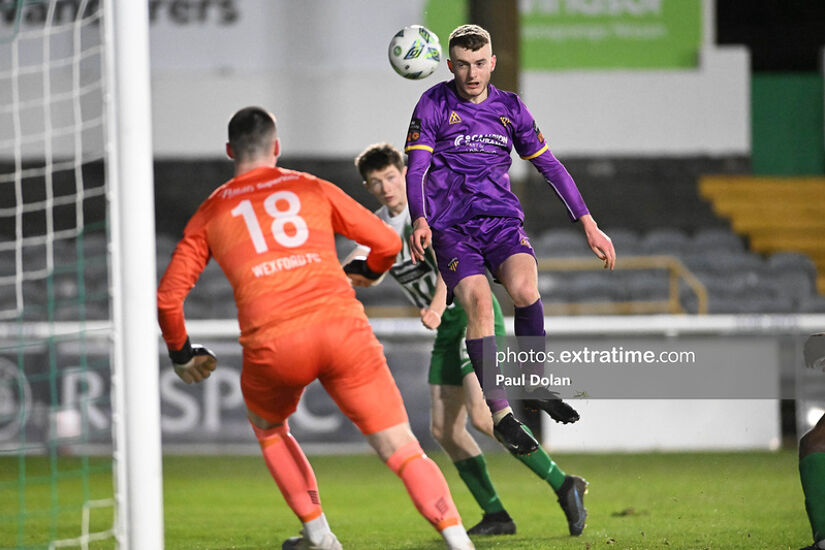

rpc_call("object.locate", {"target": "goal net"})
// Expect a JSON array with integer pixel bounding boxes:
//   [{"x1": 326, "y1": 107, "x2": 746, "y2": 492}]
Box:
[{"x1": 0, "y1": 1, "x2": 161, "y2": 548}]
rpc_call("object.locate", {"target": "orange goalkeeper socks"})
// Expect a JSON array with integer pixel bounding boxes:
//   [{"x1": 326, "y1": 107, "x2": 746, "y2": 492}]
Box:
[
  {"x1": 252, "y1": 422, "x2": 323, "y2": 524},
  {"x1": 386, "y1": 440, "x2": 462, "y2": 531}
]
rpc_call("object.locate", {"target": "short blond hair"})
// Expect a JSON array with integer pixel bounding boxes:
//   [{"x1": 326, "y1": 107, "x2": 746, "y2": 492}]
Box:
[{"x1": 448, "y1": 24, "x2": 491, "y2": 52}]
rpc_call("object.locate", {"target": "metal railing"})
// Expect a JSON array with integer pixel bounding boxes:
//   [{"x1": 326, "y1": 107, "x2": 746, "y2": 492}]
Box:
[
  {"x1": 362, "y1": 254, "x2": 708, "y2": 317},
  {"x1": 537, "y1": 255, "x2": 707, "y2": 315}
]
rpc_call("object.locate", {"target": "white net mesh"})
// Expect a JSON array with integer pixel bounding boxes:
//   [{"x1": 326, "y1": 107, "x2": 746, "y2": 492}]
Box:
[
  {"x1": 0, "y1": 0, "x2": 108, "y2": 322},
  {"x1": 0, "y1": 1, "x2": 117, "y2": 548}
]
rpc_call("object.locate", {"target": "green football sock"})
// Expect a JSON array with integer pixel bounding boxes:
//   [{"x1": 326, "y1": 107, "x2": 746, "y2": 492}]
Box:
[
  {"x1": 515, "y1": 425, "x2": 567, "y2": 491},
  {"x1": 800, "y1": 452, "x2": 825, "y2": 543},
  {"x1": 454, "y1": 454, "x2": 505, "y2": 515}
]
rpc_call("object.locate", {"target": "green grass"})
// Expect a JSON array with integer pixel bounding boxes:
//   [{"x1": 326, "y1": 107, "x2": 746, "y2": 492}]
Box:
[
  {"x1": 0, "y1": 455, "x2": 116, "y2": 549},
  {"x1": 0, "y1": 450, "x2": 813, "y2": 549}
]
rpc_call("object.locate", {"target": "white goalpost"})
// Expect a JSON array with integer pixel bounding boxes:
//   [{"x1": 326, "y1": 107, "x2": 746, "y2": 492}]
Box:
[{"x1": 104, "y1": 0, "x2": 164, "y2": 548}]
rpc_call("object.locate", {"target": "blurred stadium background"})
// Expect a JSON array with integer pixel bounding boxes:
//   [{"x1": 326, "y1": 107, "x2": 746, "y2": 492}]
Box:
[{"x1": 2, "y1": 0, "x2": 825, "y2": 548}]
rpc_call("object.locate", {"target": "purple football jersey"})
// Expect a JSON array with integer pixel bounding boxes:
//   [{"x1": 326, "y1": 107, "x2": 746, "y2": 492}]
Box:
[{"x1": 405, "y1": 80, "x2": 589, "y2": 230}]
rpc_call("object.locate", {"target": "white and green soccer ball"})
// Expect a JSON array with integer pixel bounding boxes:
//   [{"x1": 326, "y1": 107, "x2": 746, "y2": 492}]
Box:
[{"x1": 388, "y1": 25, "x2": 442, "y2": 80}]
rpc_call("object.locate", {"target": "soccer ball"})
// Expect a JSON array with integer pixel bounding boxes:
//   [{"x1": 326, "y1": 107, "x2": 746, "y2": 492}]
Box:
[{"x1": 388, "y1": 25, "x2": 442, "y2": 80}]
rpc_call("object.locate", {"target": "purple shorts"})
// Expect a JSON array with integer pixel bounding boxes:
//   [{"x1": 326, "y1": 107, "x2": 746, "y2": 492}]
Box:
[{"x1": 432, "y1": 216, "x2": 536, "y2": 304}]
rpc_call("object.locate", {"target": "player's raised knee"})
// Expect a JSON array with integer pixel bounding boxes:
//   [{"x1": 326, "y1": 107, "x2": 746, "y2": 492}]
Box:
[
  {"x1": 501, "y1": 271, "x2": 540, "y2": 307},
  {"x1": 509, "y1": 285, "x2": 541, "y2": 308}
]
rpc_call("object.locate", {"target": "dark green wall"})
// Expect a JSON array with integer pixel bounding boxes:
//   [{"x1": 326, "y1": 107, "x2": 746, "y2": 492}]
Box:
[{"x1": 751, "y1": 73, "x2": 825, "y2": 175}]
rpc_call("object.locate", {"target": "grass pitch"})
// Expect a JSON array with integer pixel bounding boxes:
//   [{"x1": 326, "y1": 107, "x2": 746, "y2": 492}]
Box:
[{"x1": 0, "y1": 450, "x2": 812, "y2": 549}]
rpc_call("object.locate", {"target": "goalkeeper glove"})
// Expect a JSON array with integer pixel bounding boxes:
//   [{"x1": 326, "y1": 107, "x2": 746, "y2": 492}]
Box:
[
  {"x1": 343, "y1": 256, "x2": 387, "y2": 287},
  {"x1": 343, "y1": 257, "x2": 384, "y2": 280},
  {"x1": 168, "y1": 336, "x2": 217, "y2": 384}
]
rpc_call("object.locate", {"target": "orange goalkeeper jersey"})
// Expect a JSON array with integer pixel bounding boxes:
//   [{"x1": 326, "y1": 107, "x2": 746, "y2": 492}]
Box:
[{"x1": 157, "y1": 166, "x2": 401, "y2": 350}]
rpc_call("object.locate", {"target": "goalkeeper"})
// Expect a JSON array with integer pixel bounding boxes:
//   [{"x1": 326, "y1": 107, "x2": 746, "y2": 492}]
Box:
[
  {"x1": 157, "y1": 107, "x2": 474, "y2": 550},
  {"x1": 345, "y1": 143, "x2": 587, "y2": 537}
]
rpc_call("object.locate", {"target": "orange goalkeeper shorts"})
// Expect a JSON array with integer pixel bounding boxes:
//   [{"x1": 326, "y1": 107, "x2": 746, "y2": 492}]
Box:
[{"x1": 240, "y1": 315, "x2": 408, "y2": 435}]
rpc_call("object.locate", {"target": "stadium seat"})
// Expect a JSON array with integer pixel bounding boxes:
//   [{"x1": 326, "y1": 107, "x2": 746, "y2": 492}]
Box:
[
  {"x1": 537, "y1": 272, "x2": 564, "y2": 295},
  {"x1": 564, "y1": 271, "x2": 626, "y2": 302},
  {"x1": 699, "y1": 175, "x2": 825, "y2": 294},
  {"x1": 186, "y1": 262, "x2": 234, "y2": 318},
  {"x1": 682, "y1": 250, "x2": 764, "y2": 274},
  {"x1": 533, "y1": 228, "x2": 588, "y2": 257},
  {"x1": 639, "y1": 227, "x2": 690, "y2": 255},
  {"x1": 763, "y1": 270, "x2": 815, "y2": 308},
  {"x1": 606, "y1": 227, "x2": 642, "y2": 256},
  {"x1": 156, "y1": 234, "x2": 180, "y2": 278},
  {"x1": 154, "y1": 223, "x2": 822, "y2": 319},
  {"x1": 183, "y1": 298, "x2": 215, "y2": 320},
  {"x1": 540, "y1": 275, "x2": 579, "y2": 305},
  {"x1": 693, "y1": 270, "x2": 750, "y2": 296},
  {"x1": 766, "y1": 251, "x2": 818, "y2": 280},
  {"x1": 626, "y1": 270, "x2": 670, "y2": 300},
  {"x1": 156, "y1": 233, "x2": 178, "y2": 256},
  {"x1": 688, "y1": 227, "x2": 745, "y2": 254},
  {"x1": 801, "y1": 296, "x2": 825, "y2": 313},
  {"x1": 736, "y1": 293, "x2": 795, "y2": 314},
  {"x1": 705, "y1": 295, "x2": 747, "y2": 314}
]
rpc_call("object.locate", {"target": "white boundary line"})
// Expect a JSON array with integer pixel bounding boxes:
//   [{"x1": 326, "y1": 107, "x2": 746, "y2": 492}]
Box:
[
  {"x1": 2, "y1": 314, "x2": 824, "y2": 343},
  {"x1": 179, "y1": 314, "x2": 825, "y2": 339}
]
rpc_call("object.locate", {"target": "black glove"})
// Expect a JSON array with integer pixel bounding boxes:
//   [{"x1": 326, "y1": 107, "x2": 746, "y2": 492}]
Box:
[
  {"x1": 343, "y1": 257, "x2": 384, "y2": 281},
  {"x1": 168, "y1": 336, "x2": 216, "y2": 367}
]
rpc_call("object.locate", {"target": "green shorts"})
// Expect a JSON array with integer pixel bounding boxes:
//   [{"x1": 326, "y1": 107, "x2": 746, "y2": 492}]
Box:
[{"x1": 427, "y1": 294, "x2": 507, "y2": 386}]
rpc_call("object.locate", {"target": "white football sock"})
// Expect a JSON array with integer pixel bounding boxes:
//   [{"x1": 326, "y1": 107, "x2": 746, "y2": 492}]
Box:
[
  {"x1": 441, "y1": 524, "x2": 474, "y2": 549},
  {"x1": 303, "y1": 513, "x2": 331, "y2": 545}
]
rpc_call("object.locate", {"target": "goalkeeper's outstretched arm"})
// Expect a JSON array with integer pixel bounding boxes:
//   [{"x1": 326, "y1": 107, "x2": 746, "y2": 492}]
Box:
[{"x1": 157, "y1": 215, "x2": 217, "y2": 384}]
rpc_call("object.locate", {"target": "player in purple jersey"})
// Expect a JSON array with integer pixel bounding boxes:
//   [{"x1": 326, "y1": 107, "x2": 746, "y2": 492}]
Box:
[{"x1": 405, "y1": 25, "x2": 615, "y2": 470}]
